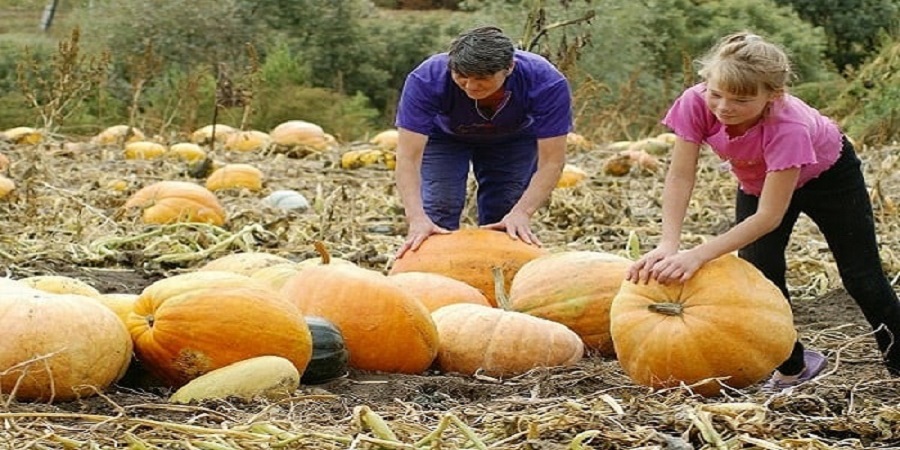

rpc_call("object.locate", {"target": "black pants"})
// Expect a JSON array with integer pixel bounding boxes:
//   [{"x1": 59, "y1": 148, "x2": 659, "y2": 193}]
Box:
[{"x1": 736, "y1": 137, "x2": 900, "y2": 376}]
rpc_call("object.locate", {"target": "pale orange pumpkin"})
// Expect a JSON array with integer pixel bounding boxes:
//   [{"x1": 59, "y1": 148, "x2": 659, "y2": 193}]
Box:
[
  {"x1": 509, "y1": 251, "x2": 631, "y2": 356},
  {"x1": 269, "y1": 120, "x2": 330, "y2": 156},
  {"x1": 191, "y1": 124, "x2": 236, "y2": 145},
  {"x1": 124, "y1": 141, "x2": 167, "y2": 160},
  {"x1": 556, "y1": 163, "x2": 588, "y2": 188},
  {"x1": 223, "y1": 130, "x2": 270, "y2": 152},
  {"x1": 431, "y1": 268, "x2": 584, "y2": 377},
  {"x1": 97, "y1": 293, "x2": 139, "y2": 324},
  {"x1": 19, "y1": 275, "x2": 102, "y2": 298},
  {"x1": 609, "y1": 254, "x2": 797, "y2": 396},
  {"x1": 205, "y1": 163, "x2": 264, "y2": 192},
  {"x1": 0, "y1": 285, "x2": 132, "y2": 402},
  {"x1": 167, "y1": 143, "x2": 207, "y2": 162},
  {"x1": 389, "y1": 228, "x2": 547, "y2": 307},
  {"x1": 0, "y1": 175, "x2": 15, "y2": 199},
  {"x1": 128, "y1": 271, "x2": 312, "y2": 387},
  {"x1": 124, "y1": 180, "x2": 226, "y2": 226},
  {"x1": 387, "y1": 271, "x2": 491, "y2": 312},
  {"x1": 198, "y1": 251, "x2": 294, "y2": 276},
  {"x1": 93, "y1": 125, "x2": 145, "y2": 145},
  {"x1": 281, "y1": 260, "x2": 439, "y2": 374}
]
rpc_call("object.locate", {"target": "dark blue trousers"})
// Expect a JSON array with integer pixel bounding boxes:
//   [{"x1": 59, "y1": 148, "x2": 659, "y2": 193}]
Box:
[
  {"x1": 736, "y1": 137, "x2": 900, "y2": 376},
  {"x1": 420, "y1": 135, "x2": 538, "y2": 229}
]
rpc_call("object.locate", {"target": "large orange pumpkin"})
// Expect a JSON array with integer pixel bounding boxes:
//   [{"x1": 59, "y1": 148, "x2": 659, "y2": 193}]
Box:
[
  {"x1": 509, "y1": 251, "x2": 630, "y2": 356},
  {"x1": 280, "y1": 262, "x2": 439, "y2": 374},
  {"x1": 0, "y1": 284, "x2": 132, "y2": 402},
  {"x1": 128, "y1": 271, "x2": 312, "y2": 387},
  {"x1": 389, "y1": 228, "x2": 547, "y2": 306},
  {"x1": 609, "y1": 254, "x2": 797, "y2": 396},
  {"x1": 124, "y1": 180, "x2": 226, "y2": 226}
]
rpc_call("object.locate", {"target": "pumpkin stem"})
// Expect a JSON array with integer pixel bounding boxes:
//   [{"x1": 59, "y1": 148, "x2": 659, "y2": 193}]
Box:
[
  {"x1": 492, "y1": 266, "x2": 511, "y2": 311},
  {"x1": 312, "y1": 241, "x2": 331, "y2": 265},
  {"x1": 648, "y1": 302, "x2": 683, "y2": 316}
]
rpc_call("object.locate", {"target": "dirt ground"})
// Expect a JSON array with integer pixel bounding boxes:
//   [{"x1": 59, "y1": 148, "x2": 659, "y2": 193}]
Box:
[{"x1": 1, "y1": 133, "x2": 899, "y2": 448}]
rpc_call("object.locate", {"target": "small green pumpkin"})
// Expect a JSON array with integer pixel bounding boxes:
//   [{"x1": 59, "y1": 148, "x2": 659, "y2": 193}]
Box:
[{"x1": 302, "y1": 316, "x2": 349, "y2": 384}]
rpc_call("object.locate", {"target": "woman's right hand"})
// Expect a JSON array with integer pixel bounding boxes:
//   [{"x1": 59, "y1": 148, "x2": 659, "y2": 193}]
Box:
[
  {"x1": 626, "y1": 245, "x2": 678, "y2": 284},
  {"x1": 394, "y1": 218, "x2": 450, "y2": 259}
]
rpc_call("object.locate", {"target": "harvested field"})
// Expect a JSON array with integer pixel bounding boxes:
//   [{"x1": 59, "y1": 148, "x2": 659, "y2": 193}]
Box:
[{"x1": 1, "y1": 133, "x2": 899, "y2": 449}]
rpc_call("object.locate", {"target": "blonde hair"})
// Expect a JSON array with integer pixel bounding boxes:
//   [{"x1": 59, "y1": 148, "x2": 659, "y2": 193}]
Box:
[{"x1": 697, "y1": 32, "x2": 793, "y2": 97}]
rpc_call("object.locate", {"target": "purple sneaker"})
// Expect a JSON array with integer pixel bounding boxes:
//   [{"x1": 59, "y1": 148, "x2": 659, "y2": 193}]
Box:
[{"x1": 762, "y1": 349, "x2": 828, "y2": 393}]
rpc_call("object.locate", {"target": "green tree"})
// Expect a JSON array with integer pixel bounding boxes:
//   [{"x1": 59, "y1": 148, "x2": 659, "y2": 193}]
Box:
[{"x1": 772, "y1": 0, "x2": 899, "y2": 73}]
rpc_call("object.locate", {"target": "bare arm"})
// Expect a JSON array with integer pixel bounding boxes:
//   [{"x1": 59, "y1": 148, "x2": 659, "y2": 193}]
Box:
[
  {"x1": 628, "y1": 137, "x2": 700, "y2": 282},
  {"x1": 483, "y1": 134, "x2": 567, "y2": 245},
  {"x1": 648, "y1": 164, "x2": 799, "y2": 284},
  {"x1": 394, "y1": 127, "x2": 447, "y2": 258}
]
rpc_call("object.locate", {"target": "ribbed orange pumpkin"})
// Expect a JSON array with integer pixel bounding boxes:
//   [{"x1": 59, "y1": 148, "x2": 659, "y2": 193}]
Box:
[
  {"x1": 610, "y1": 254, "x2": 797, "y2": 396},
  {"x1": 431, "y1": 303, "x2": 584, "y2": 377},
  {"x1": 124, "y1": 180, "x2": 226, "y2": 226},
  {"x1": 389, "y1": 228, "x2": 547, "y2": 307},
  {"x1": 387, "y1": 271, "x2": 491, "y2": 312},
  {"x1": 509, "y1": 251, "x2": 630, "y2": 356},
  {"x1": 280, "y1": 262, "x2": 439, "y2": 374},
  {"x1": 205, "y1": 163, "x2": 264, "y2": 192},
  {"x1": 0, "y1": 283, "x2": 133, "y2": 402},
  {"x1": 128, "y1": 271, "x2": 312, "y2": 387}
]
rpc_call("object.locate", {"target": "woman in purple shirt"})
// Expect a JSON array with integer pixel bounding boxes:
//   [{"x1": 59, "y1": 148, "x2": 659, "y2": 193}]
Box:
[
  {"x1": 393, "y1": 26, "x2": 573, "y2": 258},
  {"x1": 626, "y1": 32, "x2": 900, "y2": 390}
]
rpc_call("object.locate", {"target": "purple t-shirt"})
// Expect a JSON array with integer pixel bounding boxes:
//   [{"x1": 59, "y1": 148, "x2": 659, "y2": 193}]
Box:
[
  {"x1": 663, "y1": 83, "x2": 843, "y2": 196},
  {"x1": 395, "y1": 50, "x2": 573, "y2": 142}
]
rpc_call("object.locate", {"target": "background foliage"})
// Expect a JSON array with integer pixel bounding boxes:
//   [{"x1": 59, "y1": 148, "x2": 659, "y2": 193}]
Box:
[{"x1": 0, "y1": 0, "x2": 897, "y2": 145}]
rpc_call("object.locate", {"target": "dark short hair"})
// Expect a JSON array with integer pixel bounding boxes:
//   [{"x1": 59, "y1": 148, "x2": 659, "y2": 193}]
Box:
[{"x1": 448, "y1": 26, "x2": 515, "y2": 77}]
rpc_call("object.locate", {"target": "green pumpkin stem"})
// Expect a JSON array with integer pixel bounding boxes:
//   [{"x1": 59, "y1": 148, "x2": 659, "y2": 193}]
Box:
[{"x1": 648, "y1": 302, "x2": 683, "y2": 316}]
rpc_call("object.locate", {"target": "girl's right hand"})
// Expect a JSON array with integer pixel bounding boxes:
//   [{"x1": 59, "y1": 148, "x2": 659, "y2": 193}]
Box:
[{"x1": 626, "y1": 246, "x2": 678, "y2": 284}]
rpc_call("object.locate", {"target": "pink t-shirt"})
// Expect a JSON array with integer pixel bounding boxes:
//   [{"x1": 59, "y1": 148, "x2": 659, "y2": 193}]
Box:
[{"x1": 662, "y1": 83, "x2": 844, "y2": 196}]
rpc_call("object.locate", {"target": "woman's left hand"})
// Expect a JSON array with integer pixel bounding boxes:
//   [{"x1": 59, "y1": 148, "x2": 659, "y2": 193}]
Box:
[{"x1": 482, "y1": 210, "x2": 542, "y2": 247}]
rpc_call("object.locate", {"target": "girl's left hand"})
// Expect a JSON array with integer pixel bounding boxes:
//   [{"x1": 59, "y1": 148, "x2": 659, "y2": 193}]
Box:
[{"x1": 482, "y1": 210, "x2": 542, "y2": 247}]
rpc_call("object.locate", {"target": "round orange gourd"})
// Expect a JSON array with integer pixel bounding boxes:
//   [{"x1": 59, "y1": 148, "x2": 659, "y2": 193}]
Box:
[
  {"x1": 124, "y1": 141, "x2": 167, "y2": 160},
  {"x1": 124, "y1": 180, "x2": 226, "y2": 226},
  {"x1": 509, "y1": 251, "x2": 630, "y2": 356},
  {"x1": 93, "y1": 125, "x2": 145, "y2": 145},
  {"x1": 556, "y1": 163, "x2": 588, "y2": 188},
  {"x1": 389, "y1": 228, "x2": 547, "y2": 307},
  {"x1": 387, "y1": 271, "x2": 491, "y2": 312},
  {"x1": 269, "y1": 120, "x2": 330, "y2": 155},
  {"x1": 128, "y1": 271, "x2": 312, "y2": 387},
  {"x1": 19, "y1": 274, "x2": 102, "y2": 298},
  {"x1": 280, "y1": 259, "x2": 438, "y2": 374},
  {"x1": 609, "y1": 254, "x2": 797, "y2": 396},
  {"x1": 369, "y1": 129, "x2": 398, "y2": 150},
  {"x1": 97, "y1": 293, "x2": 139, "y2": 324},
  {"x1": 0, "y1": 285, "x2": 132, "y2": 402},
  {"x1": 191, "y1": 124, "x2": 236, "y2": 145},
  {"x1": 205, "y1": 163, "x2": 264, "y2": 192},
  {"x1": 167, "y1": 143, "x2": 207, "y2": 162}
]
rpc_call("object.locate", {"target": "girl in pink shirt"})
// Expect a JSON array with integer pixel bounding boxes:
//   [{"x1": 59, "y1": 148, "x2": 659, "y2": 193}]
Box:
[{"x1": 627, "y1": 32, "x2": 900, "y2": 391}]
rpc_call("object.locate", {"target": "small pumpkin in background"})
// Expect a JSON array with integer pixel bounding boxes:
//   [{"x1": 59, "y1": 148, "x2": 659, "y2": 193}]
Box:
[
  {"x1": 281, "y1": 243, "x2": 438, "y2": 374},
  {"x1": 387, "y1": 271, "x2": 491, "y2": 312},
  {"x1": 556, "y1": 163, "x2": 588, "y2": 188},
  {"x1": 389, "y1": 228, "x2": 547, "y2": 307},
  {"x1": 431, "y1": 268, "x2": 584, "y2": 378},
  {"x1": 93, "y1": 125, "x2": 145, "y2": 146},
  {"x1": 610, "y1": 253, "x2": 797, "y2": 397},
  {"x1": 0, "y1": 285, "x2": 132, "y2": 402},
  {"x1": 97, "y1": 293, "x2": 139, "y2": 324},
  {"x1": 198, "y1": 251, "x2": 294, "y2": 276},
  {"x1": 302, "y1": 316, "x2": 350, "y2": 384},
  {"x1": 369, "y1": 129, "x2": 398, "y2": 151},
  {"x1": 509, "y1": 251, "x2": 630, "y2": 356},
  {"x1": 224, "y1": 130, "x2": 271, "y2": 152},
  {"x1": 269, "y1": 120, "x2": 331, "y2": 156},
  {"x1": 191, "y1": 124, "x2": 236, "y2": 145},
  {"x1": 123, "y1": 180, "x2": 226, "y2": 226},
  {"x1": 0, "y1": 176, "x2": 15, "y2": 199},
  {"x1": 124, "y1": 141, "x2": 167, "y2": 160},
  {"x1": 128, "y1": 271, "x2": 313, "y2": 388},
  {"x1": 205, "y1": 163, "x2": 264, "y2": 192},
  {"x1": 19, "y1": 274, "x2": 102, "y2": 298},
  {"x1": 1, "y1": 126, "x2": 42, "y2": 145},
  {"x1": 167, "y1": 143, "x2": 207, "y2": 162}
]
